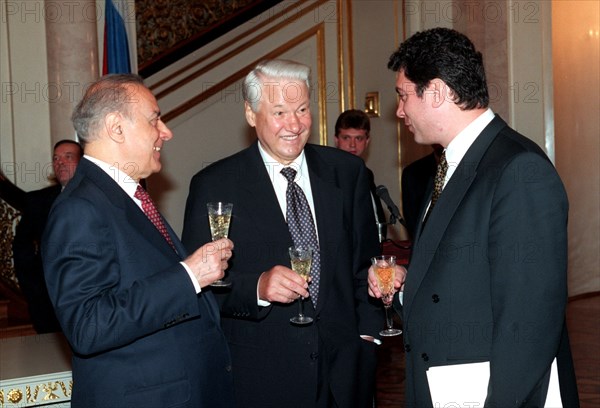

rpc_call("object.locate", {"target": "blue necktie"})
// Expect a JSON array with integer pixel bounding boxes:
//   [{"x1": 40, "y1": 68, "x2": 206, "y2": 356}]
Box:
[{"x1": 281, "y1": 167, "x2": 320, "y2": 306}]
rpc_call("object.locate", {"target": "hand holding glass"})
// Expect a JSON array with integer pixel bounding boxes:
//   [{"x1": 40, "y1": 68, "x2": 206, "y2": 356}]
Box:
[
  {"x1": 289, "y1": 246, "x2": 313, "y2": 325},
  {"x1": 207, "y1": 202, "x2": 233, "y2": 287},
  {"x1": 372, "y1": 255, "x2": 402, "y2": 337}
]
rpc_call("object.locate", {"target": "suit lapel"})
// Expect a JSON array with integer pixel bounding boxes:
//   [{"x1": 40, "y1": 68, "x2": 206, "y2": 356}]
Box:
[
  {"x1": 79, "y1": 159, "x2": 182, "y2": 260},
  {"x1": 238, "y1": 143, "x2": 292, "y2": 241},
  {"x1": 305, "y1": 145, "x2": 342, "y2": 312},
  {"x1": 404, "y1": 116, "x2": 508, "y2": 319}
]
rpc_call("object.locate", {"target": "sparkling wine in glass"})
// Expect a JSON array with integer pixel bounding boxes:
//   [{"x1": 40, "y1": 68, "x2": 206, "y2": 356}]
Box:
[
  {"x1": 207, "y1": 202, "x2": 233, "y2": 287},
  {"x1": 372, "y1": 255, "x2": 402, "y2": 337},
  {"x1": 289, "y1": 246, "x2": 313, "y2": 325}
]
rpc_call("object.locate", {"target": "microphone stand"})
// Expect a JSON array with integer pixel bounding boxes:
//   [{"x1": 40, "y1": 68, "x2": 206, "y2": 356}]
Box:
[{"x1": 378, "y1": 213, "x2": 411, "y2": 250}]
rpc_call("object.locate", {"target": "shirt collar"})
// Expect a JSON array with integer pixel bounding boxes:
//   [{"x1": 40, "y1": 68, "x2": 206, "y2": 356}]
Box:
[
  {"x1": 83, "y1": 154, "x2": 139, "y2": 199},
  {"x1": 445, "y1": 108, "x2": 495, "y2": 168},
  {"x1": 257, "y1": 141, "x2": 309, "y2": 183}
]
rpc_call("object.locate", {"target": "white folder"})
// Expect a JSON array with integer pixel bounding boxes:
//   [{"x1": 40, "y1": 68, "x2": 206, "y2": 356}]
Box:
[{"x1": 426, "y1": 358, "x2": 561, "y2": 407}]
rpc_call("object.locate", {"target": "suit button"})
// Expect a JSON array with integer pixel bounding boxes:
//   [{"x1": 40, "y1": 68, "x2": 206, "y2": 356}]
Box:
[
  {"x1": 225, "y1": 365, "x2": 232, "y2": 372},
  {"x1": 432, "y1": 294, "x2": 440, "y2": 303},
  {"x1": 404, "y1": 344, "x2": 411, "y2": 352},
  {"x1": 310, "y1": 352, "x2": 319, "y2": 360},
  {"x1": 421, "y1": 353, "x2": 429, "y2": 362}
]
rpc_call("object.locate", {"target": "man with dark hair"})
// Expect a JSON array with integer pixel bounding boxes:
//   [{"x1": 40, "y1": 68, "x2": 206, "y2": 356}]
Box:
[
  {"x1": 13, "y1": 139, "x2": 82, "y2": 333},
  {"x1": 369, "y1": 27, "x2": 578, "y2": 407},
  {"x1": 334, "y1": 109, "x2": 387, "y2": 238},
  {"x1": 42, "y1": 74, "x2": 234, "y2": 407}
]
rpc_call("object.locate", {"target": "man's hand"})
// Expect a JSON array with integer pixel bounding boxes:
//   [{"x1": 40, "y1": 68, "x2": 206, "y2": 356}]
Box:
[
  {"x1": 185, "y1": 238, "x2": 233, "y2": 287},
  {"x1": 368, "y1": 264, "x2": 407, "y2": 298},
  {"x1": 258, "y1": 265, "x2": 310, "y2": 303}
]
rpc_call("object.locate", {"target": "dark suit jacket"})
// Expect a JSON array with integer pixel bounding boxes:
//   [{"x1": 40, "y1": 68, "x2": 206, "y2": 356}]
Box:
[
  {"x1": 397, "y1": 115, "x2": 578, "y2": 407},
  {"x1": 42, "y1": 158, "x2": 234, "y2": 408},
  {"x1": 182, "y1": 142, "x2": 382, "y2": 408},
  {"x1": 401, "y1": 153, "x2": 437, "y2": 239},
  {"x1": 13, "y1": 184, "x2": 62, "y2": 333},
  {"x1": 367, "y1": 167, "x2": 387, "y2": 226}
]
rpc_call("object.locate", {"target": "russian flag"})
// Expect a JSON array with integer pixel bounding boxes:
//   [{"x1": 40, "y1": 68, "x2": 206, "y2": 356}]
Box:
[{"x1": 102, "y1": 0, "x2": 132, "y2": 74}]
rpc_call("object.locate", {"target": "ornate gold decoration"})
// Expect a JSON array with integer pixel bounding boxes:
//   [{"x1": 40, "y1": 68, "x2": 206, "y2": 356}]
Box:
[
  {"x1": 136, "y1": 0, "x2": 267, "y2": 70},
  {"x1": 6, "y1": 389, "x2": 22, "y2": 403},
  {"x1": 0, "y1": 198, "x2": 20, "y2": 289},
  {"x1": 364, "y1": 92, "x2": 380, "y2": 117},
  {"x1": 0, "y1": 380, "x2": 74, "y2": 406}
]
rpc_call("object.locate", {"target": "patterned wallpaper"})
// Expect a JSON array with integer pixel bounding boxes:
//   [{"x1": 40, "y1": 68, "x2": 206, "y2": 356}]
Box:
[{"x1": 136, "y1": 0, "x2": 275, "y2": 76}]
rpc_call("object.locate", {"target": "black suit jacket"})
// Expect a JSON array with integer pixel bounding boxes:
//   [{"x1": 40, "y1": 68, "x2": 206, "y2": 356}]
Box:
[
  {"x1": 42, "y1": 158, "x2": 234, "y2": 407},
  {"x1": 13, "y1": 184, "x2": 62, "y2": 333},
  {"x1": 401, "y1": 153, "x2": 437, "y2": 239},
  {"x1": 182, "y1": 142, "x2": 382, "y2": 408},
  {"x1": 397, "y1": 115, "x2": 578, "y2": 407},
  {"x1": 367, "y1": 167, "x2": 387, "y2": 226}
]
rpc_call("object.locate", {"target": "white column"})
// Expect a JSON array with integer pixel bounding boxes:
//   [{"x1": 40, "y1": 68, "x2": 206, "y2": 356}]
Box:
[{"x1": 45, "y1": 0, "x2": 99, "y2": 145}]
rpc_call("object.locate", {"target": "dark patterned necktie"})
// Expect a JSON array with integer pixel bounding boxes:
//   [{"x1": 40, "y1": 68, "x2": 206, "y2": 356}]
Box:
[
  {"x1": 423, "y1": 151, "x2": 448, "y2": 224},
  {"x1": 281, "y1": 167, "x2": 320, "y2": 305},
  {"x1": 134, "y1": 185, "x2": 176, "y2": 251}
]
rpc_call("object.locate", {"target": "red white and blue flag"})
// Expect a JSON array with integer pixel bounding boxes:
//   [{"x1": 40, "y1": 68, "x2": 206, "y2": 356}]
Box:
[{"x1": 102, "y1": 0, "x2": 133, "y2": 74}]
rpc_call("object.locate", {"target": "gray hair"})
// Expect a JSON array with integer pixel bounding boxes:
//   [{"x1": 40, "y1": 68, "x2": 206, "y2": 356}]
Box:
[
  {"x1": 71, "y1": 74, "x2": 145, "y2": 146},
  {"x1": 242, "y1": 59, "x2": 311, "y2": 112}
]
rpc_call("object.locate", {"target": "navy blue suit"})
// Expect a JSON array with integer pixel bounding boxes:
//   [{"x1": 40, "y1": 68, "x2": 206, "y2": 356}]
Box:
[{"x1": 42, "y1": 158, "x2": 234, "y2": 407}]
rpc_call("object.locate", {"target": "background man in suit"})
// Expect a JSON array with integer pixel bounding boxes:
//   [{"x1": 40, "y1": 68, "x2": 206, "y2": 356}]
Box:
[
  {"x1": 13, "y1": 139, "x2": 82, "y2": 333},
  {"x1": 369, "y1": 28, "x2": 578, "y2": 407},
  {"x1": 334, "y1": 109, "x2": 387, "y2": 239},
  {"x1": 42, "y1": 74, "x2": 235, "y2": 407},
  {"x1": 182, "y1": 59, "x2": 382, "y2": 408},
  {"x1": 400, "y1": 144, "x2": 442, "y2": 239}
]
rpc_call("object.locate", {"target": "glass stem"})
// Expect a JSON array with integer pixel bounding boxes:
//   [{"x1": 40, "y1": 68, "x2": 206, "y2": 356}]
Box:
[
  {"x1": 298, "y1": 297, "x2": 305, "y2": 317},
  {"x1": 384, "y1": 304, "x2": 394, "y2": 330}
]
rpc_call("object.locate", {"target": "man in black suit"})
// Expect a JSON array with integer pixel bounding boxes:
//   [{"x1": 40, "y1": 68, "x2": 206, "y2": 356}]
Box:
[
  {"x1": 369, "y1": 28, "x2": 578, "y2": 407},
  {"x1": 42, "y1": 74, "x2": 235, "y2": 407},
  {"x1": 334, "y1": 109, "x2": 387, "y2": 239},
  {"x1": 182, "y1": 59, "x2": 382, "y2": 408},
  {"x1": 13, "y1": 139, "x2": 82, "y2": 333},
  {"x1": 400, "y1": 145, "x2": 442, "y2": 239}
]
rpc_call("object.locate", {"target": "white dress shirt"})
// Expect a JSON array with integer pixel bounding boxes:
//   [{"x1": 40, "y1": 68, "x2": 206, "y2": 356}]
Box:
[
  {"x1": 443, "y1": 108, "x2": 495, "y2": 188},
  {"x1": 257, "y1": 142, "x2": 318, "y2": 236}
]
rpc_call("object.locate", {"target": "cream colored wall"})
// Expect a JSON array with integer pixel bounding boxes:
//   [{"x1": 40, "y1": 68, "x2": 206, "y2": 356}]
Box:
[
  {"x1": 1, "y1": 0, "x2": 53, "y2": 192},
  {"x1": 1, "y1": 0, "x2": 98, "y2": 192},
  {"x1": 552, "y1": 0, "x2": 600, "y2": 297}
]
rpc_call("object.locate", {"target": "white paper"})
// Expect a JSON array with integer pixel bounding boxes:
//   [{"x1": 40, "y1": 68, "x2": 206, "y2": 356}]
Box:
[{"x1": 426, "y1": 358, "x2": 561, "y2": 408}]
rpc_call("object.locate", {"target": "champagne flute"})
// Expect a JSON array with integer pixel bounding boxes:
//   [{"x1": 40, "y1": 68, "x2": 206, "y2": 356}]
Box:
[
  {"x1": 289, "y1": 246, "x2": 313, "y2": 325},
  {"x1": 207, "y1": 202, "x2": 233, "y2": 287},
  {"x1": 372, "y1": 255, "x2": 402, "y2": 336}
]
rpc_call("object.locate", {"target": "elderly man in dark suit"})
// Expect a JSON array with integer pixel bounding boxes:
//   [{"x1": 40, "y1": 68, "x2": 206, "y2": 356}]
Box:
[
  {"x1": 13, "y1": 139, "x2": 82, "y2": 333},
  {"x1": 369, "y1": 28, "x2": 578, "y2": 407},
  {"x1": 42, "y1": 74, "x2": 235, "y2": 407},
  {"x1": 182, "y1": 59, "x2": 382, "y2": 408}
]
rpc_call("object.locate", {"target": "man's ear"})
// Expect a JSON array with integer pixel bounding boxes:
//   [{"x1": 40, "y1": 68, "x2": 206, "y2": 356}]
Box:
[
  {"x1": 105, "y1": 112, "x2": 125, "y2": 143},
  {"x1": 334, "y1": 136, "x2": 340, "y2": 148},
  {"x1": 429, "y1": 78, "x2": 452, "y2": 108},
  {"x1": 244, "y1": 102, "x2": 256, "y2": 127}
]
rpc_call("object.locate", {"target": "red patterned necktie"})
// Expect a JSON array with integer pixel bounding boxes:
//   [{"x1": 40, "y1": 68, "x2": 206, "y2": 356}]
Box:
[
  {"x1": 281, "y1": 167, "x2": 320, "y2": 306},
  {"x1": 134, "y1": 185, "x2": 176, "y2": 251}
]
